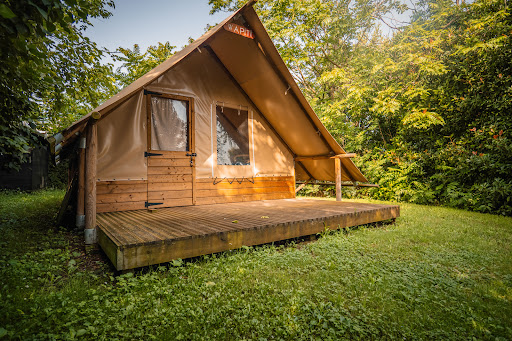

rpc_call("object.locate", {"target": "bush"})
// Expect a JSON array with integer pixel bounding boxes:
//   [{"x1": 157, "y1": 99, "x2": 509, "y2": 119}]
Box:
[{"x1": 355, "y1": 127, "x2": 512, "y2": 216}]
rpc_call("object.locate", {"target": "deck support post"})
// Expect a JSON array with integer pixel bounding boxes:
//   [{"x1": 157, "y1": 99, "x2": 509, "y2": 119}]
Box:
[
  {"x1": 335, "y1": 158, "x2": 342, "y2": 201},
  {"x1": 85, "y1": 121, "x2": 97, "y2": 244},
  {"x1": 76, "y1": 135, "x2": 86, "y2": 228}
]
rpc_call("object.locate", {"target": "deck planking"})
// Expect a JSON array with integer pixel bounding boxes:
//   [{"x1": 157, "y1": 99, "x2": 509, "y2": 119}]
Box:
[{"x1": 96, "y1": 199, "x2": 400, "y2": 270}]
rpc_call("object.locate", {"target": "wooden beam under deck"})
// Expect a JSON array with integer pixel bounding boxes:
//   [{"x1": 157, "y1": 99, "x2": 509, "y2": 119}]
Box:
[{"x1": 97, "y1": 199, "x2": 399, "y2": 270}]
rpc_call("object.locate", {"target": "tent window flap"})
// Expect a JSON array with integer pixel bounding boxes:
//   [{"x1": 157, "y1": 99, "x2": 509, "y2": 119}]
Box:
[{"x1": 216, "y1": 105, "x2": 249, "y2": 166}]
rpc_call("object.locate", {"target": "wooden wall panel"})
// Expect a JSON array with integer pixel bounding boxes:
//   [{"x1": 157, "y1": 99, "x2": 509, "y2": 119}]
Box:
[
  {"x1": 195, "y1": 176, "x2": 295, "y2": 204},
  {"x1": 97, "y1": 201, "x2": 146, "y2": 213},
  {"x1": 148, "y1": 174, "x2": 193, "y2": 183},
  {"x1": 97, "y1": 180, "x2": 147, "y2": 195},
  {"x1": 147, "y1": 166, "x2": 192, "y2": 175},
  {"x1": 96, "y1": 176, "x2": 295, "y2": 213},
  {"x1": 148, "y1": 158, "x2": 190, "y2": 167},
  {"x1": 96, "y1": 180, "x2": 147, "y2": 213},
  {"x1": 148, "y1": 189, "x2": 193, "y2": 200}
]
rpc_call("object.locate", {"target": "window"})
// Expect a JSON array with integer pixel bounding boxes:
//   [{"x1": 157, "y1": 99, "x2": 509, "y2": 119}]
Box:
[
  {"x1": 216, "y1": 105, "x2": 250, "y2": 165},
  {"x1": 151, "y1": 96, "x2": 189, "y2": 151}
]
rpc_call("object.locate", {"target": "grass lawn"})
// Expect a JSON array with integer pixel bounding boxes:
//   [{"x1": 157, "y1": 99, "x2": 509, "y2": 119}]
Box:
[{"x1": 0, "y1": 190, "x2": 511, "y2": 340}]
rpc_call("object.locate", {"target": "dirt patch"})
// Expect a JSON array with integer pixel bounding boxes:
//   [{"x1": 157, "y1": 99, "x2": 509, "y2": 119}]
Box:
[{"x1": 64, "y1": 230, "x2": 114, "y2": 273}]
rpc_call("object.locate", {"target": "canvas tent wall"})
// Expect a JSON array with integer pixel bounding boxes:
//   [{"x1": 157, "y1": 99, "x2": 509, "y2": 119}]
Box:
[
  {"x1": 50, "y1": 0, "x2": 369, "y2": 223},
  {"x1": 96, "y1": 47, "x2": 294, "y2": 182}
]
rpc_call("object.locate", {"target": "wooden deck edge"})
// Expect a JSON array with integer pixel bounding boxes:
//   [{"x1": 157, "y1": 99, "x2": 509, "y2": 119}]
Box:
[
  {"x1": 105, "y1": 205, "x2": 399, "y2": 270},
  {"x1": 97, "y1": 227, "x2": 124, "y2": 270}
]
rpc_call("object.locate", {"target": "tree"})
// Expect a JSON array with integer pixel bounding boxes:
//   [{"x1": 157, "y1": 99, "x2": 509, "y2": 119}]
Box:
[
  {"x1": 0, "y1": 0, "x2": 115, "y2": 170},
  {"x1": 210, "y1": 0, "x2": 512, "y2": 215},
  {"x1": 114, "y1": 42, "x2": 177, "y2": 88}
]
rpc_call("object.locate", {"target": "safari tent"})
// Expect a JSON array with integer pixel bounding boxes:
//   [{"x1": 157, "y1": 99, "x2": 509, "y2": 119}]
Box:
[{"x1": 50, "y1": 0, "x2": 399, "y2": 270}]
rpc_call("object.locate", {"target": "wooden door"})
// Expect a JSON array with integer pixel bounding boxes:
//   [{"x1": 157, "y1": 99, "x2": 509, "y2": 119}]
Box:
[{"x1": 146, "y1": 92, "x2": 195, "y2": 208}]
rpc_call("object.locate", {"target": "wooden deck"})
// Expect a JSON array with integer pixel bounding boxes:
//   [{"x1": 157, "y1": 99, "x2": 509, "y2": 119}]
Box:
[{"x1": 96, "y1": 199, "x2": 400, "y2": 270}]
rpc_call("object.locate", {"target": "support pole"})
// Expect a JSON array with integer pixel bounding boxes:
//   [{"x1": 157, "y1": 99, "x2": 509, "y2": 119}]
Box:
[
  {"x1": 335, "y1": 158, "x2": 342, "y2": 201},
  {"x1": 76, "y1": 135, "x2": 86, "y2": 228},
  {"x1": 85, "y1": 122, "x2": 97, "y2": 244}
]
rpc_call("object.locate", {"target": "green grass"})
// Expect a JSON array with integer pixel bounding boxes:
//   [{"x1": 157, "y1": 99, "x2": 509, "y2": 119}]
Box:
[{"x1": 1, "y1": 190, "x2": 511, "y2": 340}]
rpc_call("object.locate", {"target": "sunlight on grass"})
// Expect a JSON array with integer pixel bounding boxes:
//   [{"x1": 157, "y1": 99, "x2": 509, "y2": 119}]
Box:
[{"x1": 0, "y1": 191, "x2": 511, "y2": 339}]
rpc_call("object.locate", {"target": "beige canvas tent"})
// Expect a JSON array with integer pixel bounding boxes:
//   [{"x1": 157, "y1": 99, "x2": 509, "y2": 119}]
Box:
[{"x1": 49, "y1": 0, "x2": 397, "y2": 271}]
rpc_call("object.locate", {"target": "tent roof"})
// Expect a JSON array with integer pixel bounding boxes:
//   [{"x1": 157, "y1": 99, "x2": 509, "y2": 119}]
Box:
[{"x1": 56, "y1": 0, "x2": 367, "y2": 183}]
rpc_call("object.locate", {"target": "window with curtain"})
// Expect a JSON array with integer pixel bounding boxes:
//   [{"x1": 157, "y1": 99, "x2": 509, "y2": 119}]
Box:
[
  {"x1": 151, "y1": 96, "x2": 189, "y2": 151},
  {"x1": 216, "y1": 105, "x2": 250, "y2": 165}
]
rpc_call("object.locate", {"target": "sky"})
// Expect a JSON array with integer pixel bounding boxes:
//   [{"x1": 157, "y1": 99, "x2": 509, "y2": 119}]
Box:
[
  {"x1": 85, "y1": 0, "x2": 227, "y2": 65},
  {"x1": 84, "y1": 0, "x2": 414, "y2": 67}
]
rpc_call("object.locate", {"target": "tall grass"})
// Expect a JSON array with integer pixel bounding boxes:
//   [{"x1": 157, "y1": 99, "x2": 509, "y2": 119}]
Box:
[{"x1": 1, "y1": 191, "x2": 511, "y2": 339}]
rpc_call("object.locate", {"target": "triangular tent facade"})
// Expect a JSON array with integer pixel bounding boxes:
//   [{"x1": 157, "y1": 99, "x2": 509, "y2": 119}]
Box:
[{"x1": 52, "y1": 0, "x2": 369, "y2": 236}]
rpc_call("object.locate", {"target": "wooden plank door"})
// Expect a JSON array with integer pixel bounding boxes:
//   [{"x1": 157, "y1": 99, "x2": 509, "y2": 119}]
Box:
[{"x1": 146, "y1": 92, "x2": 195, "y2": 208}]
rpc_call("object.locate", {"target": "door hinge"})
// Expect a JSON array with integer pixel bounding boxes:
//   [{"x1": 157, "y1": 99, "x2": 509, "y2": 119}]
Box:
[
  {"x1": 145, "y1": 151, "x2": 163, "y2": 157},
  {"x1": 144, "y1": 89, "x2": 162, "y2": 96},
  {"x1": 186, "y1": 152, "x2": 197, "y2": 167},
  {"x1": 145, "y1": 202, "x2": 163, "y2": 208}
]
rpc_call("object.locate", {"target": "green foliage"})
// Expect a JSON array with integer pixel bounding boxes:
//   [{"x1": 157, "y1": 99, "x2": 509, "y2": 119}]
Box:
[
  {"x1": 1, "y1": 191, "x2": 512, "y2": 339},
  {"x1": 114, "y1": 42, "x2": 177, "y2": 88},
  {"x1": 210, "y1": 0, "x2": 512, "y2": 215},
  {"x1": 48, "y1": 159, "x2": 70, "y2": 189},
  {"x1": 355, "y1": 127, "x2": 512, "y2": 215},
  {"x1": 298, "y1": 184, "x2": 336, "y2": 198},
  {"x1": 0, "y1": 0, "x2": 116, "y2": 169},
  {"x1": 350, "y1": 0, "x2": 512, "y2": 215},
  {"x1": 0, "y1": 123, "x2": 42, "y2": 171}
]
